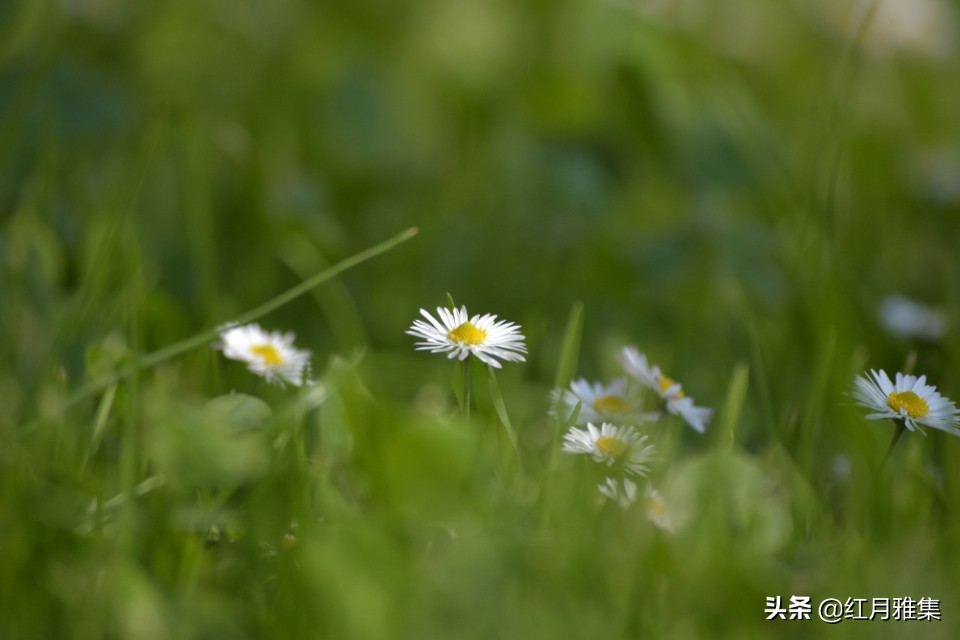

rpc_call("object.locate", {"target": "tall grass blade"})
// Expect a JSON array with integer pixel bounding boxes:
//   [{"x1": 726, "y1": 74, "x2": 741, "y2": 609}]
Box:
[
  {"x1": 553, "y1": 301, "x2": 583, "y2": 390},
  {"x1": 64, "y1": 227, "x2": 419, "y2": 408},
  {"x1": 715, "y1": 362, "x2": 749, "y2": 450}
]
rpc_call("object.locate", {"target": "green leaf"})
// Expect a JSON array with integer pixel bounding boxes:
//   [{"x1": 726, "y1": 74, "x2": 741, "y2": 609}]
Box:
[
  {"x1": 715, "y1": 362, "x2": 749, "y2": 449},
  {"x1": 553, "y1": 301, "x2": 583, "y2": 389},
  {"x1": 150, "y1": 401, "x2": 270, "y2": 488},
  {"x1": 565, "y1": 400, "x2": 583, "y2": 429},
  {"x1": 81, "y1": 383, "x2": 118, "y2": 472},
  {"x1": 202, "y1": 393, "x2": 273, "y2": 433}
]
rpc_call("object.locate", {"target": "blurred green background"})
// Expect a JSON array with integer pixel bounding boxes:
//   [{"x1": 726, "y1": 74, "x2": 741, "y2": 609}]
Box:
[{"x1": 3, "y1": 0, "x2": 960, "y2": 638}]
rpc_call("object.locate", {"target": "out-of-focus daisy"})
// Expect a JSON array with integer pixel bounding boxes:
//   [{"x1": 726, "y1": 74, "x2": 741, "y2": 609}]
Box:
[
  {"x1": 645, "y1": 485, "x2": 674, "y2": 533},
  {"x1": 562, "y1": 422, "x2": 656, "y2": 476},
  {"x1": 618, "y1": 346, "x2": 712, "y2": 433},
  {"x1": 852, "y1": 369, "x2": 960, "y2": 436},
  {"x1": 618, "y1": 347, "x2": 669, "y2": 396},
  {"x1": 217, "y1": 323, "x2": 312, "y2": 387},
  {"x1": 878, "y1": 295, "x2": 948, "y2": 341},
  {"x1": 813, "y1": 0, "x2": 958, "y2": 60},
  {"x1": 282, "y1": 521, "x2": 299, "y2": 550},
  {"x1": 549, "y1": 378, "x2": 658, "y2": 425},
  {"x1": 831, "y1": 454, "x2": 852, "y2": 481},
  {"x1": 667, "y1": 396, "x2": 712, "y2": 434},
  {"x1": 406, "y1": 306, "x2": 526, "y2": 369},
  {"x1": 599, "y1": 477, "x2": 638, "y2": 509}
]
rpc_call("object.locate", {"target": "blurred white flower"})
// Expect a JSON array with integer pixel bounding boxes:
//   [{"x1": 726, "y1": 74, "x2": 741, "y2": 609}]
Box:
[
  {"x1": 662, "y1": 0, "x2": 788, "y2": 53},
  {"x1": 907, "y1": 147, "x2": 960, "y2": 204},
  {"x1": 300, "y1": 381, "x2": 328, "y2": 410},
  {"x1": 645, "y1": 485, "x2": 674, "y2": 532},
  {"x1": 217, "y1": 323, "x2": 312, "y2": 387},
  {"x1": 549, "y1": 377, "x2": 659, "y2": 425},
  {"x1": 814, "y1": 0, "x2": 958, "y2": 59},
  {"x1": 831, "y1": 454, "x2": 852, "y2": 481},
  {"x1": 406, "y1": 306, "x2": 526, "y2": 368},
  {"x1": 878, "y1": 295, "x2": 947, "y2": 341},
  {"x1": 618, "y1": 347, "x2": 712, "y2": 432},
  {"x1": 562, "y1": 422, "x2": 656, "y2": 476},
  {"x1": 852, "y1": 369, "x2": 960, "y2": 435},
  {"x1": 599, "y1": 477, "x2": 638, "y2": 509}
]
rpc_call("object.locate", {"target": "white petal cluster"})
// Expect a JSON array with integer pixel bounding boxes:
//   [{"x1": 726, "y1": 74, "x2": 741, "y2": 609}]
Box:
[
  {"x1": 618, "y1": 347, "x2": 712, "y2": 433},
  {"x1": 562, "y1": 422, "x2": 656, "y2": 477},
  {"x1": 549, "y1": 377, "x2": 657, "y2": 426},
  {"x1": 852, "y1": 369, "x2": 960, "y2": 435},
  {"x1": 217, "y1": 323, "x2": 312, "y2": 387},
  {"x1": 598, "y1": 477, "x2": 638, "y2": 510},
  {"x1": 406, "y1": 306, "x2": 526, "y2": 368}
]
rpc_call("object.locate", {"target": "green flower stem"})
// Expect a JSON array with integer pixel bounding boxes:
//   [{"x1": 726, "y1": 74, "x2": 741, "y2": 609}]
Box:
[
  {"x1": 880, "y1": 420, "x2": 907, "y2": 470},
  {"x1": 463, "y1": 359, "x2": 472, "y2": 421},
  {"x1": 63, "y1": 226, "x2": 419, "y2": 410}
]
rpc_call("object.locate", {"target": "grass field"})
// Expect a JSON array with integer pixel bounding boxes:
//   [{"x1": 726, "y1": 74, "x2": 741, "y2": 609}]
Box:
[{"x1": 3, "y1": 0, "x2": 960, "y2": 638}]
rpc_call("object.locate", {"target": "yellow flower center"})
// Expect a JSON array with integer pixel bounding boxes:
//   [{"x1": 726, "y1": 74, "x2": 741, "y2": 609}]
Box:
[
  {"x1": 251, "y1": 344, "x2": 284, "y2": 366},
  {"x1": 596, "y1": 436, "x2": 628, "y2": 459},
  {"x1": 593, "y1": 395, "x2": 629, "y2": 414},
  {"x1": 448, "y1": 322, "x2": 487, "y2": 345},
  {"x1": 659, "y1": 375, "x2": 684, "y2": 398},
  {"x1": 646, "y1": 495, "x2": 667, "y2": 518},
  {"x1": 887, "y1": 391, "x2": 929, "y2": 418}
]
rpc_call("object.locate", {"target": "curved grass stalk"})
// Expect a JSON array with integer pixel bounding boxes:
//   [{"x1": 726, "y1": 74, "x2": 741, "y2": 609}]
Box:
[
  {"x1": 64, "y1": 226, "x2": 419, "y2": 409},
  {"x1": 488, "y1": 365, "x2": 522, "y2": 474}
]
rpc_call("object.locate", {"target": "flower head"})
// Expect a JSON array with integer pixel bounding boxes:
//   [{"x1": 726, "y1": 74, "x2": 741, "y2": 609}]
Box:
[
  {"x1": 549, "y1": 378, "x2": 658, "y2": 426},
  {"x1": 406, "y1": 306, "x2": 526, "y2": 369},
  {"x1": 562, "y1": 422, "x2": 656, "y2": 476},
  {"x1": 217, "y1": 323, "x2": 312, "y2": 387},
  {"x1": 878, "y1": 295, "x2": 947, "y2": 341},
  {"x1": 852, "y1": 369, "x2": 960, "y2": 435},
  {"x1": 645, "y1": 485, "x2": 674, "y2": 533},
  {"x1": 598, "y1": 477, "x2": 638, "y2": 509},
  {"x1": 618, "y1": 346, "x2": 711, "y2": 432}
]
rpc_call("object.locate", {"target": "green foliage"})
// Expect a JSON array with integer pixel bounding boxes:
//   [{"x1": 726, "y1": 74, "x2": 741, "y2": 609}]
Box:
[{"x1": 3, "y1": 0, "x2": 960, "y2": 637}]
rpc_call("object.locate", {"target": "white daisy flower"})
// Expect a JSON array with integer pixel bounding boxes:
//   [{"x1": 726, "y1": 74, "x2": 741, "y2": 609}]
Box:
[
  {"x1": 618, "y1": 346, "x2": 712, "y2": 433},
  {"x1": 216, "y1": 323, "x2": 312, "y2": 387},
  {"x1": 598, "y1": 477, "x2": 638, "y2": 509},
  {"x1": 878, "y1": 295, "x2": 947, "y2": 341},
  {"x1": 406, "y1": 306, "x2": 526, "y2": 369},
  {"x1": 562, "y1": 422, "x2": 656, "y2": 476},
  {"x1": 645, "y1": 485, "x2": 674, "y2": 533},
  {"x1": 852, "y1": 369, "x2": 960, "y2": 436},
  {"x1": 618, "y1": 347, "x2": 665, "y2": 395},
  {"x1": 668, "y1": 397, "x2": 712, "y2": 434},
  {"x1": 549, "y1": 378, "x2": 658, "y2": 425},
  {"x1": 618, "y1": 346, "x2": 684, "y2": 401},
  {"x1": 813, "y1": 0, "x2": 957, "y2": 60}
]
